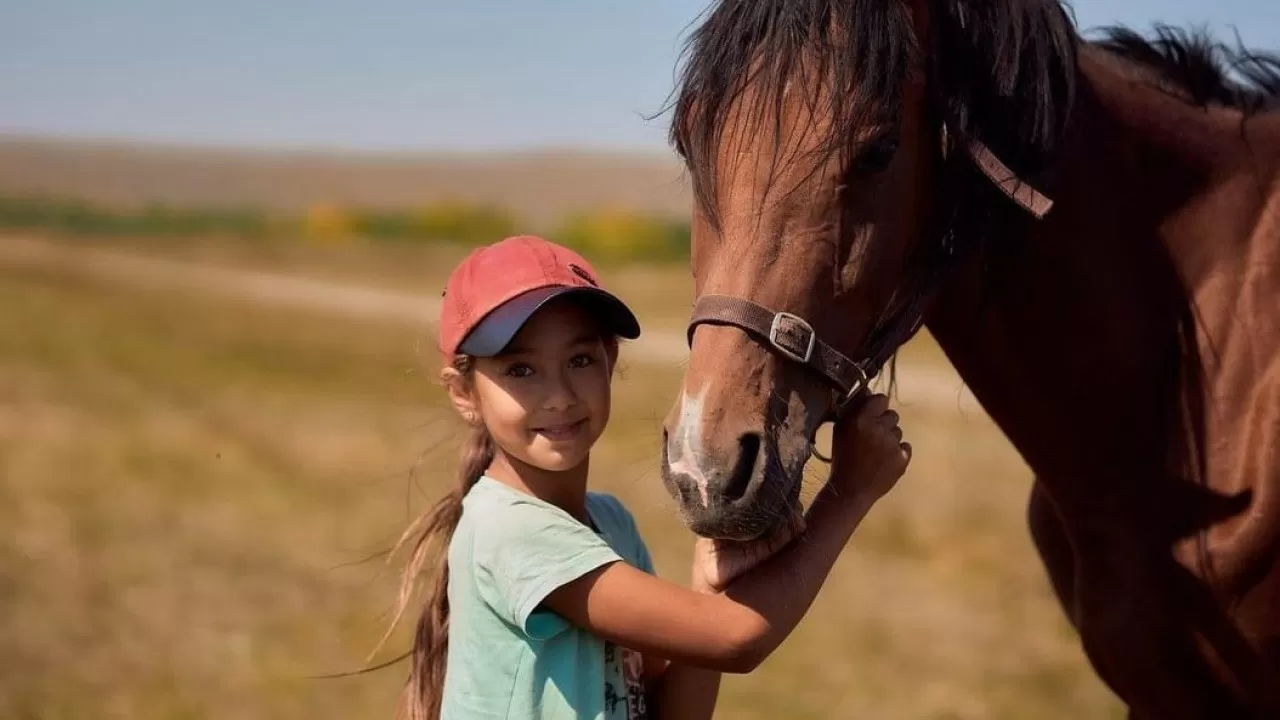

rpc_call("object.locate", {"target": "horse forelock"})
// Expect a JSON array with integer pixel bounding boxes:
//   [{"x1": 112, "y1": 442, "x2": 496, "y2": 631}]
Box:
[{"x1": 666, "y1": 0, "x2": 916, "y2": 233}]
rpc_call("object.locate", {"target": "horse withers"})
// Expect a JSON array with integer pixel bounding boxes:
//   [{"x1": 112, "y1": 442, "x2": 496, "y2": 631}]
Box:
[{"x1": 659, "y1": 0, "x2": 1280, "y2": 717}]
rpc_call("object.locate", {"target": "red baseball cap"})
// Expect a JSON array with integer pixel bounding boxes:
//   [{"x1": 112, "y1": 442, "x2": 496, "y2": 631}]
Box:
[{"x1": 438, "y1": 235, "x2": 642, "y2": 360}]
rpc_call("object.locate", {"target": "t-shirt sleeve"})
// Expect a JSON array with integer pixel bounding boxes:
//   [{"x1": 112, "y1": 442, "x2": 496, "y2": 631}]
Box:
[
  {"x1": 590, "y1": 492, "x2": 656, "y2": 576},
  {"x1": 472, "y1": 497, "x2": 622, "y2": 639},
  {"x1": 633, "y1": 531, "x2": 656, "y2": 576}
]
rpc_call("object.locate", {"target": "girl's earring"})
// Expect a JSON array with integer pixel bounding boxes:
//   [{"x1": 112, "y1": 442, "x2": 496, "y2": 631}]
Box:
[{"x1": 463, "y1": 411, "x2": 478, "y2": 426}]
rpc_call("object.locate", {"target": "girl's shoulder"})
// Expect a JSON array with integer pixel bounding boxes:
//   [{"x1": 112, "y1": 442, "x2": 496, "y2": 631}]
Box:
[
  {"x1": 458, "y1": 478, "x2": 653, "y2": 572},
  {"x1": 459, "y1": 478, "x2": 633, "y2": 544}
]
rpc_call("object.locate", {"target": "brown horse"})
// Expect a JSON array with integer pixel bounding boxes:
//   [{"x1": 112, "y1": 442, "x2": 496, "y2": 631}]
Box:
[{"x1": 657, "y1": 0, "x2": 1280, "y2": 717}]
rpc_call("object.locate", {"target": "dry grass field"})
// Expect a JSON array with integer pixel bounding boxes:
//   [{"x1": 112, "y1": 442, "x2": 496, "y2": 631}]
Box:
[
  {"x1": 0, "y1": 229, "x2": 1126, "y2": 719},
  {"x1": 0, "y1": 135, "x2": 1124, "y2": 718}
]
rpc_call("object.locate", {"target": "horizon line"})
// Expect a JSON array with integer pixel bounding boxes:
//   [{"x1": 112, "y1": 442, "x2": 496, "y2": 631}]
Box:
[{"x1": 0, "y1": 129, "x2": 683, "y2": 161}]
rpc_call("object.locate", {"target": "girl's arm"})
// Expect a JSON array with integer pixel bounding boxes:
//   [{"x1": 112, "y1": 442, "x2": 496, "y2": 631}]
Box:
[
  {"x1": 638, "y1": 566, "x2": 732, "y2": 719},
  {"x1": 541, "y1": 480, "x2": 880, "y2": 674},
  {"x1": 647, "y1": 661, "x2": 720, "y2": 720},
  {"x1": 543, "y1": 394, "x2": 906, "y2": 679}
]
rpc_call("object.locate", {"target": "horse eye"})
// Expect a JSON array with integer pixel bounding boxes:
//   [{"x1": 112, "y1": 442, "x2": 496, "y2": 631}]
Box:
[{"x1": 853, "y1": 136, "x2": 898, "y2": 174}]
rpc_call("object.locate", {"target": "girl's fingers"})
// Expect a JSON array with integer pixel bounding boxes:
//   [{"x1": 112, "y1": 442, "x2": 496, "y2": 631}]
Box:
[{"x1": 861, "y1": 393, "x2": 890, "y2": 419}]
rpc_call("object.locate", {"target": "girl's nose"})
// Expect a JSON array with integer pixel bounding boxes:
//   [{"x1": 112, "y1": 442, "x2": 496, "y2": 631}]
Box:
[{"x1": 542, "y1": 372, "x2": 579, "y2": 411}]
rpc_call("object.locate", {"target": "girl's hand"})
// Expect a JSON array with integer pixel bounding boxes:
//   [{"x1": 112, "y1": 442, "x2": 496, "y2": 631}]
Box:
[
  {"x1": 828, "y1": 392, "x2": 911, "y2": 503},
  {"x1": 689, "y1": 394, "x2": 908, "y2": 594}
]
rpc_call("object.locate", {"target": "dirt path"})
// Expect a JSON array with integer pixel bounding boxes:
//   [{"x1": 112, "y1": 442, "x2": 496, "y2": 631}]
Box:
[{"x1": 0, "y1": 235, "x2": 984, "y2": 413}]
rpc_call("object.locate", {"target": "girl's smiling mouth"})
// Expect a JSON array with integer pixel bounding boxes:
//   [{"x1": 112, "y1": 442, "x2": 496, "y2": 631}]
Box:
[{"x1": 534, "y1": 418, "x2": 588, "y2": 442}]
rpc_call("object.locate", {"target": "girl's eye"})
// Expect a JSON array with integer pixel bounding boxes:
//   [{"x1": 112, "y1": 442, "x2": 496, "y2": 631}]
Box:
[
  {"x1": 569, "y1": 354, "x2": 595, "y2": 369},
  {"x1": 505, "y1": 363, "x2": 533, "y2": 378}
]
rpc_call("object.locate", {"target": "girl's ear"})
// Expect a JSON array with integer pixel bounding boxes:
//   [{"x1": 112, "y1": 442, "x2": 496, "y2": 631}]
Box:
[{"x1": 441, "y1": 366, "x2": 480, "y2": 426}]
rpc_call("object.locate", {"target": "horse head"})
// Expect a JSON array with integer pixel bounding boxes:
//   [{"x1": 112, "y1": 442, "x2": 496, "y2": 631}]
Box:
[{"x1": 660, "y1": 0, "x2": 1074, "y2": 540}]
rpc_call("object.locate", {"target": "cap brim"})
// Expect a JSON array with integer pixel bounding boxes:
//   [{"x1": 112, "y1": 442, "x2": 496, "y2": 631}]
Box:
[{"x1": 457, "y1": 285, "x2": 642, "y2": 357}]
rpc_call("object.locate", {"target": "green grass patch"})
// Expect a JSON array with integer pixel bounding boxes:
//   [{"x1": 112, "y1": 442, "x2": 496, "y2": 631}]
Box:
[{"x1": 0, "y1": 194, "x2": 693, "y2": 263}]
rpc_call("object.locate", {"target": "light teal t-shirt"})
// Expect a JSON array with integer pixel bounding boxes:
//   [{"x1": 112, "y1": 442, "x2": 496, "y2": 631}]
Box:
[{"x1": 440, "y1": 476, "x2": 656, "y2": 720}]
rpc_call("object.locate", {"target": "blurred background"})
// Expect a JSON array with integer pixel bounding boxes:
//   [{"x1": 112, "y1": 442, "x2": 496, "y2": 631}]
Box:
[{"x1": 2, "y1": 1, "x2": 1276, "y2": 718}]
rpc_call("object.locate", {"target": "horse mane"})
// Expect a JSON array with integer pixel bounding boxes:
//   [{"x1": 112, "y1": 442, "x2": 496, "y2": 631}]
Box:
[
  {"x1": 666, "y1": 2, "x2": 1280, "y2": 474},
  {"x1": 667, "y1": 0, "x2": 1079, "y2": 231},
  {"x1": 1089, "y1": 24, "x2": 1280, "y2": 116},
  {"x1": 667, "y1": 1, "x2": 1280, "y2": 232}
]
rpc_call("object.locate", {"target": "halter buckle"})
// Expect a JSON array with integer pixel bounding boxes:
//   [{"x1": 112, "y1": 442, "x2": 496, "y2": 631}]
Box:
[{"x1": 768, "y1": 312, "x2": 816, "y2": 364}]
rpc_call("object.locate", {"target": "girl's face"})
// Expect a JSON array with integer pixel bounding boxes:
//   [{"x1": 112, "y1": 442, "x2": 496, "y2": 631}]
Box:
[{"x1": 463, "y1": 298, "x2": 616, "y2": 474}]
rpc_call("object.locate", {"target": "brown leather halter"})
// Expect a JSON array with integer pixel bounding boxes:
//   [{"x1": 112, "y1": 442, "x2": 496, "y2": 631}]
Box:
[{"x1": 684, "y1": 124, "x2": 1054, "y2": 461}]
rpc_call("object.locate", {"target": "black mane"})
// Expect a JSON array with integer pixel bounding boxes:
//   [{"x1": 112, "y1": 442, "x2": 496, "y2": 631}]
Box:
[
  {"x1": 1090, "y1": 24, "x2": 1280, "y2": 115},
  {"x1": 667, "y1": 0, "x2": 1280, "y2": 229}
]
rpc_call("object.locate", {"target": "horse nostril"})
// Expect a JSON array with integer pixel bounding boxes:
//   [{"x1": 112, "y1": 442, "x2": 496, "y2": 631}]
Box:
[{"x1": 723, "y1": 432, "x2": 761, "y2": 504}]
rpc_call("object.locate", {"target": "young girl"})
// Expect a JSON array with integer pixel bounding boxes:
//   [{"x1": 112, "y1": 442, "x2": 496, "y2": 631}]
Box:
[{"x1": 385, "y1": 235, "x2": 911, "y2": 720}]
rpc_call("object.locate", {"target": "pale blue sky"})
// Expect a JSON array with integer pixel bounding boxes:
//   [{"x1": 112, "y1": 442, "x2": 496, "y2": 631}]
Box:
[{"x1": 2, "y1": 0, "x2": 1276, "y2": 153}]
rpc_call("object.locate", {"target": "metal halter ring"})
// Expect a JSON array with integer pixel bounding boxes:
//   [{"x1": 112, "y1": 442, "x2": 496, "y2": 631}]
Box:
[
  {"x1": 810, "y1": 431, "x2": 834, "y2": 464},
  {"x1": 809, "y1": 362, "x2": 873, "y2": 464},
  {"x1": 835, "y1": 362, "x2": 873, "y2": 416}
]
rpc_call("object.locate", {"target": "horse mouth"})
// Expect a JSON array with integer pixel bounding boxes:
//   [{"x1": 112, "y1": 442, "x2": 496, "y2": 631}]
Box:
[
  {"x1": 660, "y1": 419, "x2": 812, "y2": 542},
  {"x1": 684, "y1": 463, "x2": 806, "y2": 542}
]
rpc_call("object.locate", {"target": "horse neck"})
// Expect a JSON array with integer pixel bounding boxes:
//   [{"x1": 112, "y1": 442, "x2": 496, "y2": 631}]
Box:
[{"x1": 924, "y1": 46, "x2": 1279, "y2": 493}]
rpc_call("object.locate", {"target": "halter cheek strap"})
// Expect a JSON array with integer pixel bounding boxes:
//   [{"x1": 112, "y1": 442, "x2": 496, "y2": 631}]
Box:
[{"x1": 947, "y1": 124, "x2": 1055, "y2": 219}]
